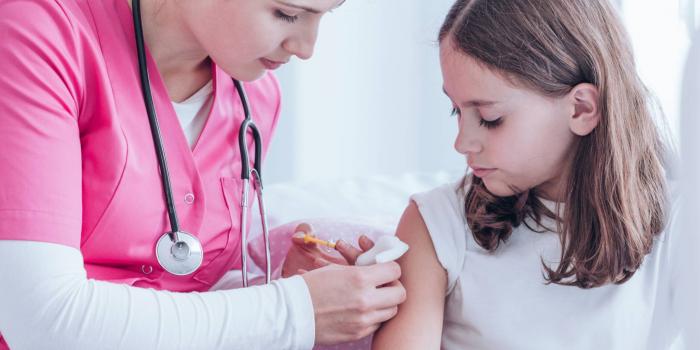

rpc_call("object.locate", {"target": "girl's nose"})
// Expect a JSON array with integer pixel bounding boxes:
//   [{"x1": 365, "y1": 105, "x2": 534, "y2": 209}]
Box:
[{"x1": 454, "y1": 127, "x2": 483, "y2": 155}]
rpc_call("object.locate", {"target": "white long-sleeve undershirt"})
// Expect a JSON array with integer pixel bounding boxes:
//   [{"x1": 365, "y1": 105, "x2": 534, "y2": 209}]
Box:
[{"x1": 0, "y1": 240, "x2": 315, "y2": 350}]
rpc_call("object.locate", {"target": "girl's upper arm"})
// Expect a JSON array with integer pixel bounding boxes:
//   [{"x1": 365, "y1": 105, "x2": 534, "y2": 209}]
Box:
[{"x1": 372, "y1": 201, "x2": 447, "y2": 350}]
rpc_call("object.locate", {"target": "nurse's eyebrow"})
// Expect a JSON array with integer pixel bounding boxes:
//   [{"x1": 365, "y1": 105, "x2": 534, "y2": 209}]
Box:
[
  {"x1": 442, "y1": 87, "x2": 498, "y2": 107},
  {"x1": 276, "y1": 0, "x2": 346, "y2": 14},
  {"x1": 334, "y1": 0, "x2": 347, "y2": 9},
  {"x1": 276, "y1": 1, "x2": 321, "y2": 14}
]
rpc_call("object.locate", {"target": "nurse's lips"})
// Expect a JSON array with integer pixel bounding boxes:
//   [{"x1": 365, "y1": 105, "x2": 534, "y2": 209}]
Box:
[{"x1": 260, "y1": 58, "x2": 287, "y2": 70}]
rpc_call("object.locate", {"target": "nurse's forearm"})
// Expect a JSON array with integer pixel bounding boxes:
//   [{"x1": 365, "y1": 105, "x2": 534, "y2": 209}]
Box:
[{"x1": 0, "y1": 241, "x2": 315, "y2": 350}]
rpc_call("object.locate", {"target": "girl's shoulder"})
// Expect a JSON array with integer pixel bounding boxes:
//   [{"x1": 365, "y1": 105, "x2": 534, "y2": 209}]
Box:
[
  {"x1": 411, "y1": 179, "x2": 468, "y2": 215},
  {"x1": 410, "y1": 179, "x2": 470, "y2": 294}
]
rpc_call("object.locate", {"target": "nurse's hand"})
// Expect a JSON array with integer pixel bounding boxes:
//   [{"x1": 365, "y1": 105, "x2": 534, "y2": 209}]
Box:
[
  {"x1": 281, "y1": 223, "x2": 375, "y2": 277},
  {"x1": 302, "y1": 261, "x2": 406, "y2": 345}
]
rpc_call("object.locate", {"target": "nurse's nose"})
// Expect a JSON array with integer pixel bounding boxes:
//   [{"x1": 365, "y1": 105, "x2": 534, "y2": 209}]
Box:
[
  {"x1": 454, "y1": 126, "x2": 482, "y2": 155},
  {"x1": 283, "y1": 22, "x2": 319, "y2": 60}
]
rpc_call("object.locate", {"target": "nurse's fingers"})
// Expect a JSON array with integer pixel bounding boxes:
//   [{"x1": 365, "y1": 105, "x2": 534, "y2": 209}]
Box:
[
  {"x1": 368, "y1": 279, "x2": 407, "y2": 310},
  {"x1": 335, "y1": 240, "x2": 364, "y2": 264},
  {"x1": 367, "y1": 306, "x2": 400, "y2": 325},
  {"x1": 313, "y1": 257, "x2": 331, "y2": 269},
  {"x1": 361, "y1": 261, "x2": 402, "y2": 287},
  {"x1": 294, "y1": 223, "x2": 314, "y2": 235},
  {"x1": 291, "y1": 232, "x2": 316, "y2": 248},
  {"x1": 336, "y1": 235, "x2": 376, "y2": 265},
  {"x1": 291, "y1": 223, "x2": 317, "y2": 250},
  {"x1": 378, "y1": 277, "x2": 401, "y2": 289},
  {"x1": 358, "y1": 235, "x2": 375, "y2": 251},
  {"x1": 352, "y1": 323, "x2": 384, "y2": 341}
]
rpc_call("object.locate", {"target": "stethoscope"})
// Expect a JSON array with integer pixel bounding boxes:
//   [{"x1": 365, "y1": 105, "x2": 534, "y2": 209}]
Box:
[{"x1": 132, "y1": 0, "x2": 271, "y2": 286}]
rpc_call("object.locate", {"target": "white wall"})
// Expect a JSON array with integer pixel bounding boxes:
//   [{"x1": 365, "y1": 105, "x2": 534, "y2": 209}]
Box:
[
  {"x1": 621, "y1": 0, "x2": 698, "y2": 146},
  {"x1": 679, "y1": 27, "x2": 700, "y2": 349},
  {"x1": 265, "y1": 0, "x2": 462, "y2": 184},
  {"x1": 264, "y1": 0, "x2": 698, "y2": 185}
]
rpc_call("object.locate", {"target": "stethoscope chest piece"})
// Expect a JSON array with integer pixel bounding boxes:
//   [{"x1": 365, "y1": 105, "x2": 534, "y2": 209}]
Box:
[{"x1": 155, "y1": 231, "x2": 204, "y2": 275}]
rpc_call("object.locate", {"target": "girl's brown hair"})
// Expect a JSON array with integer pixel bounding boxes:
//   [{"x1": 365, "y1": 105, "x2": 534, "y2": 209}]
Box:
[{"x1": 439, "y1": 0, "x2": 668, "y2": 288}]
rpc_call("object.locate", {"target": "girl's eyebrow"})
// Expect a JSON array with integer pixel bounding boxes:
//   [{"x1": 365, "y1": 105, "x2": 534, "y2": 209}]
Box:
[{"x1": 442, "y1": 87, "x2": 498, "y2": 107}]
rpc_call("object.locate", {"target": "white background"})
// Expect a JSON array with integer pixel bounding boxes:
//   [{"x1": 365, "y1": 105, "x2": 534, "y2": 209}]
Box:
[{"x1": 264, "y1": 0, "x2": 699, "y2": 184}]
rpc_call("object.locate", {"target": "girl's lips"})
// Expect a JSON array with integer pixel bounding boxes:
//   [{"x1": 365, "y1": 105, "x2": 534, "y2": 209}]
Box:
[{"x1": 471, "y1": 167, "x2": 496, "y2": 178}]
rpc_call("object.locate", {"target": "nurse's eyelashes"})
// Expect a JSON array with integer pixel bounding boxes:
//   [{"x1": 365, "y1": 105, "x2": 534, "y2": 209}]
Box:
[{"x1": 275, "y1": 9, "x2": 300, "y2": 23}]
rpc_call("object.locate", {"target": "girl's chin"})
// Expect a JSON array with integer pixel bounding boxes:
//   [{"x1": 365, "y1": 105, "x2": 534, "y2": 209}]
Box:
[{"x1": 482, "y1": 179, "x2": 518, "y2": 197}]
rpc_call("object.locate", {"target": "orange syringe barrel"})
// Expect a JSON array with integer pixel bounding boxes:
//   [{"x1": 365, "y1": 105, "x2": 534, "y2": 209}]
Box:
[{"x1": 302, "y1": 233, "x2": 337, "y2": 249}]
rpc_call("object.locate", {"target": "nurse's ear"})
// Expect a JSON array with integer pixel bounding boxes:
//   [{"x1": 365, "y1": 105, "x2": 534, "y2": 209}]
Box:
[{"x1": 567, "y1": 83, "x2": 601, "y2": 136}]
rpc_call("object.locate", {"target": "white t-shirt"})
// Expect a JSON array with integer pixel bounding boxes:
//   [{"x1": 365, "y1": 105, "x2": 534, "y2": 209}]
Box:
[
  {"x1": 411, "y1": 181, "x2": 681, "y2": 350},
  {"x1": 171, "y1": 80, "x2": 213, "y2": 149}
]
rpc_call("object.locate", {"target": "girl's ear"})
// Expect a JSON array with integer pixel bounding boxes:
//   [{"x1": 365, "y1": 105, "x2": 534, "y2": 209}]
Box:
[{"x1": 567, "y1": 83, "x2": 601, "y2": 136}]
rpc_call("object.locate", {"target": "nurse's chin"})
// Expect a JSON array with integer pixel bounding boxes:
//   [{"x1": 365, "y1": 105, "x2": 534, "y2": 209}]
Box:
[
  {"x1": 236, "y1": 70, "x2": 268, "y2": 82},
  {"x1": 224, "y1": 65, "x2": 269, "y2": 82}
]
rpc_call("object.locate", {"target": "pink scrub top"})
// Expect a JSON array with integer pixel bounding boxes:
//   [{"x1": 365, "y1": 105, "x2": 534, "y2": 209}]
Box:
[{"x1": 0, "y1": 0, "x2": 281, "y2": 292}]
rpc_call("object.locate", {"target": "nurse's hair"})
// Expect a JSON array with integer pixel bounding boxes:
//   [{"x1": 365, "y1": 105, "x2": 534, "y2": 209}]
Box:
[{"x1": 439, "y1": 0, "x2": 669, "y2": 288}]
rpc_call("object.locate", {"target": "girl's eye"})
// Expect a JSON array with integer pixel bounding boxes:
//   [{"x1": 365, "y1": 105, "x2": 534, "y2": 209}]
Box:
[
  {"x1": 479, "y1": 118, "x2": 503, "y2": 129},
  {"x1": 451, "y1": 106, "x2": 502, "y2": 129},
  {"x1": 275, "y1": 10, "x2": 299, "y2": 23}
]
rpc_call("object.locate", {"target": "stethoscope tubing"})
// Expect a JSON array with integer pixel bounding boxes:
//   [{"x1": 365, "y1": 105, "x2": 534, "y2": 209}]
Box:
[
  {"x1": 132, "y1": 0, "x2": 181, "y2": 242},
  {"x1": 131, "y1": 0, "x2": 271, "y2": 283}
]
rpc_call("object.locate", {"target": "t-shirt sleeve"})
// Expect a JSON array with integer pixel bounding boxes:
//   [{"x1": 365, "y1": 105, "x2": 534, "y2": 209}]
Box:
[
  {"x1": 410, "y1": 182, "x2": 468, "y2": 295},
  {"x1": 0, "y1": 0, "x2": 84, "y2": 248}
]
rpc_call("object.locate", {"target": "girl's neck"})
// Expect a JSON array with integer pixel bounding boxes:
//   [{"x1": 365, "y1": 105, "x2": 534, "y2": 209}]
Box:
[
  {"x1": 536, "y1": 144, "x2": 578, "y2": 203},
  {"x1": 535, "y1": 181, "x2": 566, "y2": 203}
]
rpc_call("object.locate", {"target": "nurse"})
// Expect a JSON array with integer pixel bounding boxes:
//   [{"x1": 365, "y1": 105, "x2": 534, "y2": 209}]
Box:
[{"x1": 0, "y1": 0, "x2": 405, "y2": 349}]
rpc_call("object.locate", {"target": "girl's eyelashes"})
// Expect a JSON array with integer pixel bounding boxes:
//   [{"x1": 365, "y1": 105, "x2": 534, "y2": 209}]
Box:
[
  {"x1": 275, "y1": 9, "x2": 299, "y2": 23},
  {"x1": 479, "y1": 118, "x2": 503, "y2": 129},
  {"x1": 451, "y1": 106, "x2": 503, "y2": 129}
]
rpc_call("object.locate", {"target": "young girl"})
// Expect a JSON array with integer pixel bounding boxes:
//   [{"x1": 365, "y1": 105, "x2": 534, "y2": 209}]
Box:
[{"x1": 372, "y1": 0, "x2": 680, "y2": 348}]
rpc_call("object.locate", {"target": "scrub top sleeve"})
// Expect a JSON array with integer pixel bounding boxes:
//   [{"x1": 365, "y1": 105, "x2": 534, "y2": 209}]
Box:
[{"x1": 0, "y1": 1, "x2": 84, "y2": 248}]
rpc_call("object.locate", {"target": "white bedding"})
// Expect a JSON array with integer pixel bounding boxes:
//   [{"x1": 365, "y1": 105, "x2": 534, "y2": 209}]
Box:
[
  {"x1": 215, "y1": 170, "x2": 464, "y2": 350},
  {"x1": 254, "y1": 170, "x2": 464, "y2": 231}
]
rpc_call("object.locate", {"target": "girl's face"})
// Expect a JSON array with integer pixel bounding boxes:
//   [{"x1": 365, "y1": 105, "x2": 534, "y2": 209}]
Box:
[
  {"x1": 174, "y1": 0, "x2": 344, "y2": 80},
  {"x1": 440, "y1": 43, "x2": 578, "y2": 200}
]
